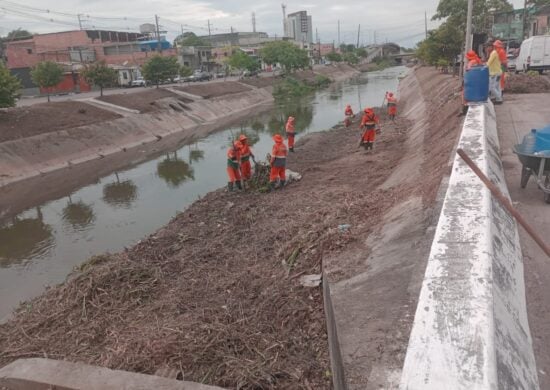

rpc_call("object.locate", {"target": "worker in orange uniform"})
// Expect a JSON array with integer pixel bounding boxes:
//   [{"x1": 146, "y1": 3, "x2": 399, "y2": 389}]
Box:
[
  {"x1": 359, "y1": 108, "x2": 380, "y2": 151},
  {"x1": 285, "y1": 116, "x2": 296, "y2": 152},
  {"x1": 238, "y1": 134, "x2": 255, "y2": 182},
  {"x1": 344, "y1": 104, "x2": 354, "y2": 127},
  {"x1": 270, "y1": 134, "x2": 288, "y2": 190},
  {"x1": 465, "y1": 50, "x2": 482, "y2": 70},
  {"x1": 386, "y1": 92, "x2": 398, "y2": 120},
  {"x1": 494, "y1": 40, "x2": 507, "y2": 92},
  {"x1": 226, "y1": 140, "x2": 242, "y2": 191}
]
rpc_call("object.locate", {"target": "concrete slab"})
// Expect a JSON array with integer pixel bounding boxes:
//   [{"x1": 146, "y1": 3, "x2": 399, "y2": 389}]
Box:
[
  {"x1": 495, "y1": 93, "x2": 550, "y2": 389},
  {"x1": 0, "y1": 358, "x2": 225, "y2": 390}
]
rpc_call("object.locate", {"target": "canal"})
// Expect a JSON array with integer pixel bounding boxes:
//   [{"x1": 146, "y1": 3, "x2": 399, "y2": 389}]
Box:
[{"x1": 0, "y1": 66, "x2": 407, "y2": 320}]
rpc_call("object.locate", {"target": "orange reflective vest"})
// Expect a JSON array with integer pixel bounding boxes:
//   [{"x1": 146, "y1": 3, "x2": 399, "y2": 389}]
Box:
[
  {"x1": 240, "y1": 144, "x2": 253, "y2": 162},
  {"x1": 285, "y1": 121, "x2": 295, "y2": 135},
  {"x1": 345, "y1": 107, "x2": 354, "y2": 116},
  {"x1": 271, "y1": 142, "x2": 288, "y2": 167},
  {"x1": 387, "y1": 96, "x2": 397, "y2": 107},
  {"x1": 227, "y1": 147, "x2": 240, "y2": 169},
  {"x1": 361, "y1": 112, "x2": 379, "y2": 129}
]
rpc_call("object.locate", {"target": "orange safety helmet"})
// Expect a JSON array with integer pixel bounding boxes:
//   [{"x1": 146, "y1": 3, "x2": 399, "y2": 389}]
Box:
[
  {"x1": 239, "y1": 134, "x2": 248, "y2": 142},
  {"x1": 273, "y1": 134, "x2": 284, "y2": 143},
  {"x1": 494, "y1": 40, "x2": 504, "y2": 48},
  {"x1": 388, "y1": 92, "x2": 394, "y2": 97},
  {"x1": 364, "y1": 107, "x2": 374, "y2": 114}
]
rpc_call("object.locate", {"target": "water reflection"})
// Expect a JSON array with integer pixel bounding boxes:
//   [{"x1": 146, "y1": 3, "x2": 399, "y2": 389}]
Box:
[
  {"x1": 0, "y1": 207, "x2": 53, "y2": 267},
  {"x1": 188, "y1": 145, "x2": 205, "y2": 164},
  {"x1": 62, "y1": 196, "x2": 95, "y2": 230},
  {"x1": 157, "y1": 152, "x2": 195, "y2": 188},
  {"x1": 102, "y1": 172, "x2": 138, "y2": 208}
]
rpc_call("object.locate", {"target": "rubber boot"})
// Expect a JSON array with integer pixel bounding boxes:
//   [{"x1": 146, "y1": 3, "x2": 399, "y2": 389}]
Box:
[
  {"x1": 368, "y1": 142, "x2": 374, "y2": 151},
  {"x1": 289, "y1": 147, "x2": 294, "y2": 152},
  {"x1": 268, "y1": 181, "x2": 276, "y2": 192},
  {"x1": 280, "y1": 179, "x2": 286, "y2": 188},
  {"x1": 236, "y1": 180, "x2": 242, "y2": 190},
  {"x1": 227, "y1": 182, "x2": 234, "y2": 192}
]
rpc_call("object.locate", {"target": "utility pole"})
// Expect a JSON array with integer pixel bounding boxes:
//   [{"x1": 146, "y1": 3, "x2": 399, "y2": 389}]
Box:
[
  {"x1": 252, "y1": 12, "x2": 257, "y2": 33},
  {"x1": 282, "y1": 4, "x2": 287, "y2": 37},
  {"x1": 180, "y1": 24, "x2": 184, "y2": 37},
  {"x1": 155, "y1": 14, "x2": 162, "y2": 53},
  {"x1": 356, "y1": 24, "x2": 361, "y2": 48},
  {"x1": 425, "y1": 11, "x2": 428, "y2": 39},
  {"x1": 374, "y1": 30, "x2": 377, "y2": 45},
  {"x1": 465, "y1": 0, "x2": 473, "y2": 53},
  {"x1": 337, "y1": 20, "x2": 340, "y2": 48},
  {"x1": 523, "y1": 0, "x2": 528, "y2": 39},
  {"x1": 77, "y1": 14, "x2": 83, "y2": 30},
  {"x1": 207, "y1": 20, "x2": 212, "y2": 39}
]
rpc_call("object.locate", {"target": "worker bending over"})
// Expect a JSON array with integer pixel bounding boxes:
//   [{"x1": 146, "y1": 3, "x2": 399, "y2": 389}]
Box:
[
  {"x1": 360, "y1": 108, "x2": 380, "y2": 151},
  {"x1": 386, "y1": 92, "x2": 398, "y2": 120},
  {"x1": 270, "y1": 134, "x2": 288, "y2": 191},
  {"x1": 344, "y1": 104, "x2": 354, "y2": 127},
  {"x1": 227, "y1": 140, "x2": 242, "y2": 191},
  {"x1": 238, "y1": 134, "x2": 255, "y2": 183},
  {"x1": 285, "y1": 116, "x2": 296, "y2": 152}
]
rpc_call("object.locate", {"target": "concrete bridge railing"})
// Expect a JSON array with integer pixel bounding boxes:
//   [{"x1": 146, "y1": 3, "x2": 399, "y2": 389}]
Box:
[{"x1": 399, "y1": 103, "x2": 540, "y2": 389}]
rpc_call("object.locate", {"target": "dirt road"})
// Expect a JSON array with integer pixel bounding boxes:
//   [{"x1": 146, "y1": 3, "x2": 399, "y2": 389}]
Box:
[{"x1": 496, "y1": 94, "x2": 550, "y2": 389}]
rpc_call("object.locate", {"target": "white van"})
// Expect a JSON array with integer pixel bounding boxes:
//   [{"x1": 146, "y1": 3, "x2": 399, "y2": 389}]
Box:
[{"x1": 516, "y1": 35, "x2": 550, "y2": 74}]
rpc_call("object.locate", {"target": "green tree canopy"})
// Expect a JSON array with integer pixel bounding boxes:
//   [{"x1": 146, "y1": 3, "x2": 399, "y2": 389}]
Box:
[
  {"x1": 179, "y1": 65, "x2": 193, "y2": 77},
  {"x1": 31, "y1": 61, "x2": 64, "y2": 102},
  {"x1": 433, "y1": 0, "x2": 513, "y2": 32},
  {"x1": 339, "y1": 44, "x2": 356, "y2": 53},
  {"x1": 175, "y1": 32, "x2": 210, "y2": 47},
  {"x1": 260, "y1": 41, "x2": 309, "y2": 72},
  {"x1": 81, "y1": 61, "x2": 117, "y2": 96},
  {"x1": 355, "y1": 48, "x2": 368, "y2": 58},
  {"x1": 326, "y1": 51, "x2": 342, "y2": 62},
  {"x1": 416, "y1": 21, "x2": 463, "y2": 65},
  {"x1": 228, "y1": 50, "x2": 260, "y2": 72},
  {"x1": 142, "y1": 56, "x2": 180, "y2": 88},
  {"x1": 2, "y1": 28, "x2": 32, "y2": 41},
  {"x1": 0, "y1": 63, "x2": 21, "y2": 108},
  {"x1": 343, "y1": 52, "x2": 359, "y2": 65}
]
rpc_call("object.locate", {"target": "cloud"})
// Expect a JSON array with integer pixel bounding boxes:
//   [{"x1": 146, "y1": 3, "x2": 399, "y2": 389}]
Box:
[{"x1": 1, "y1": 0, "x2": 445, "y2": 47}]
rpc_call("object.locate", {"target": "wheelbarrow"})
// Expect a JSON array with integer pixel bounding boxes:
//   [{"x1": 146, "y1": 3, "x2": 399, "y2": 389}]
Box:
[{"x1": 513, "y1": 144, "x2": 550, "y2": 204}]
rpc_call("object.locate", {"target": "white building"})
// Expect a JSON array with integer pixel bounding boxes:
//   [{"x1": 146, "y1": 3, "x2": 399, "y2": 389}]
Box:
[{"x1": 285, "y1": 11, "x2": 313, "y2": 44}]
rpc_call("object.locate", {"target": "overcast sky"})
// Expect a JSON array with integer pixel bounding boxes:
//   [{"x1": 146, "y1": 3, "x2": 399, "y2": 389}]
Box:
[{"x1": 0, "y1": 0, "x2": 527, "y2": 48}]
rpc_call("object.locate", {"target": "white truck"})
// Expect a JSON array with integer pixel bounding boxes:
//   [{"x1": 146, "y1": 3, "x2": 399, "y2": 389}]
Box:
[{"x1": 516, "y1": 35, "x2": 550, "y2": 74}]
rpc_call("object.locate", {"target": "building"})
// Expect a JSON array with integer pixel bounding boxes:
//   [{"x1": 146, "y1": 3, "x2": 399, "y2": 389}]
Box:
[
  {"x1": 285, "y1": 11, "x2": 313, "y2": 44},
  {"x1": 199, "y1": 32, "x2": 274, "y2": 48},
  {"x1": 5, "y1": 29, "x2": 177, "y2": 94},
  {"x1": 529, "y1": 5, "x2": 550, "y2": 36},
  {"x1": 179, "y1": 46, "x2": 215, "y2": 71},
  {"x1": 492, "y1": 9, "x2": 525, "y2": 41}
]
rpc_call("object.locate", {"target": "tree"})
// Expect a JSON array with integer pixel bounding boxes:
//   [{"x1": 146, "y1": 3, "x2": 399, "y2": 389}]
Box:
[
  {"x1": 179, "y1": 65, "x2": 193, "y2": 78},
  {"x1": 416, "y1": 21, "x2": 463, "y2": 66},
  {"x1": 343, "y1": 52, "x2": 359, "y2": 65},
  {"x1": 228, "y1": 50, "x2": 259, "y2": 72},
  {"x1": 5, "y1": 28, "x2": 32, "y2": 40},
  {"x1": 433, "y1": 0, "x2": 513, "y2": 32},
  {"x1": 260, "y1": 41, "x2": 309, "y2": 72},
  {"x1": 326, "y1": 51, "x2": 342, "y2": 62},
  {"x1": 0, "y1": 63, "x2": 21, "y2": 108},
  {"x1": 339, "y1": 44, "x2": 355, "y2": 53},
  {"x1": 142, "y1": 56, "x2": 180, "y2": 88},
  {"x1": 31, "y1": 61, "x2": 64, "y2": 102},
  {"x1": 81, "y1": 61, "x2": 117, "y2": 96},
  {"x1": 175, "y1": 32, "x2": 210, "y2": 47},
  {"x1": 355, "y1": 48, "x2": 368, "y2": 58}
]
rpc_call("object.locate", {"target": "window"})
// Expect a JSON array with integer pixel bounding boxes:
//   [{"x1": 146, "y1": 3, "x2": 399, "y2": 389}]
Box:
[
  {"x1": 26, "y1": 48, "x2": 32, "y2": 54},
  {"x1": 123, "y1": 72, "x2": 128, "y2": 80}
]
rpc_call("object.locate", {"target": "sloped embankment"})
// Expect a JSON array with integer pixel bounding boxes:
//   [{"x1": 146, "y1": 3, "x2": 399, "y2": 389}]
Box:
[{"x1": 0, "y1": 67, "x2": 461, "y2": 389}]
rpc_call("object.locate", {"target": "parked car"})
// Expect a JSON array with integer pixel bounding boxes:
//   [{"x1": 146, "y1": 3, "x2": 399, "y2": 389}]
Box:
[
  {"x1": 216, "y1": 72, "x2": 226, "y2": 79},
  {"x1": 516, "y1": 35, "x2": 550, "y2": 74},
  {"x1": 131, "y1": 77, "x2": 147, "y2": 87},
  {"x1": 192, "y1": 70, "x2": 212, "y2": 82},
  {"x1": 242, "y1": 69, "x2": 260, "y2": 77}
]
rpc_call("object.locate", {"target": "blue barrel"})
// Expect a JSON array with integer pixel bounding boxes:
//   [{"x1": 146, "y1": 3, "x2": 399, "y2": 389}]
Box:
[{"x1": 464, "y1": 66, "x2": 489, "y2": 102}]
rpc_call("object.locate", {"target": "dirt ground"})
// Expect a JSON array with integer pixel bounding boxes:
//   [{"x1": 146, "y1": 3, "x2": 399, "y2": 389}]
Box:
[
  {"x1": 176, "y1": 81, "x2": 252, "y2": 98},
  {"x1": 98, "y1": 89, "x2": 187, "y2": 113},
  {"x1": 505, "y1": 72, "x2": 550, "y2": 94},
  {"x1": 0, "y1": 109, "x2": 413, "y2": 388},
  {"x1": 0, "y1": 102, "x2": 121, "y2": 143}
]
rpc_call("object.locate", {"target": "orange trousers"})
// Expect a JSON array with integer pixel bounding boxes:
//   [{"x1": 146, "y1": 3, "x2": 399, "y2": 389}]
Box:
[
  {"x1": 362, "y1": 129, "x2": 376, "y2": 143},
  {"x1": 286, "y1": 133, "x2": 295, "y2": 149},
  {"x1": 227, "y1": 166, "x2": 241, "y2": 183},
  {"x1": 241, "y1": 160, "x2": 252, "y2": 180},
  {"x1": 270, "y1": 166, "x2": 286, "y2": 182},
  {"x1": 388, "y1": 106, "x2": 397, "y2": 116}
]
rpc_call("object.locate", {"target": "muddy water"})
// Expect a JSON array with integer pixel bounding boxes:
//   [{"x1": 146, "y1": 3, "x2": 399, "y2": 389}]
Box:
[{"x1": 0, "y1": 66, "x2": 406, "y2": 320}]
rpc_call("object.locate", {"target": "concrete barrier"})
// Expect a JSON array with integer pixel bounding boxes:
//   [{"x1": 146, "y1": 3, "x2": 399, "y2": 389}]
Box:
[
  {"x1": 0, "y1": 358, "x2": 225, "y2": 390},
  {"x1": 399, "y1": 103, "x2": 540, "y2": 389}
]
